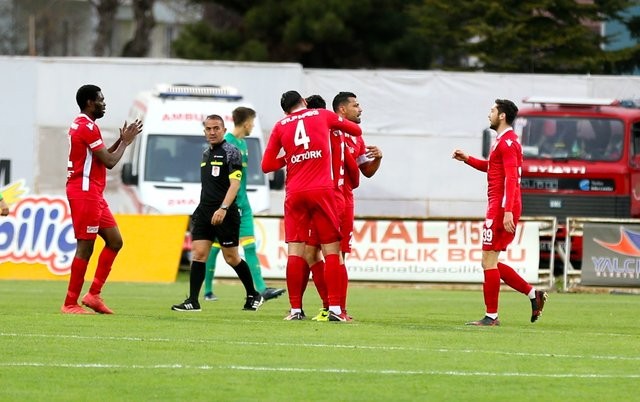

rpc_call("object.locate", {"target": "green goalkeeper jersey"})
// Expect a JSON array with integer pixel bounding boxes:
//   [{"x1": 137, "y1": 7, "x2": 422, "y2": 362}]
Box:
[{"x1": 224, "y1": 132, "x2": 250, "y2": 209}]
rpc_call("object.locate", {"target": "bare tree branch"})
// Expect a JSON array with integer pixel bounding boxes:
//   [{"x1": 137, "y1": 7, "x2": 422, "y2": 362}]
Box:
[
  {"x1": 92, "y1": 0, "x2": 121, "y2": 57},
  {"x1": 122, "y1": 0, "x2": 156, "y2": 57}
]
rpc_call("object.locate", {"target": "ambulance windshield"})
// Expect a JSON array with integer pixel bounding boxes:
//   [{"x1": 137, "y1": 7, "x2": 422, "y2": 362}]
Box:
[{"x1": 144, "y1": 134, "x2": 266, "y2": 185}]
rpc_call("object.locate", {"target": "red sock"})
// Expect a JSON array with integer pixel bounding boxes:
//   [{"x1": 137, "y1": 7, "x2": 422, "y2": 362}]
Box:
[
  {"x1": 89, "y1": 247, "x2": 118, "y2": 295},
  {"x1": 340, "y1": 263, "x2": 348, "y2": 311},
  {"x1": 324, "y1": 254, "x2": 344, "y2": 307},
  {"x1": 497, "y1": 262, "x2": 532, "y2": 295},
  {"x1": 286, "y1": 255, "x2": 306, "y2": 309},
  {"x1": 310, "y1": 260, "x2": 328, "y2": 308},
  {"x1": 483, "y1": 268, "x2": 500, "y2": 315},
  {"x1": 64, "y1": 257, "x2": 89, "y2": 306},
  {"x1": 300, "y1": 260, "x2": 311, "y2": 297}
]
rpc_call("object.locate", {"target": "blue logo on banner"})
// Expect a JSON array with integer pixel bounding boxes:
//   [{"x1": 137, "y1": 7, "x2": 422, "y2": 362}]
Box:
[{"x1": 579, "y1": 179, "x2": 590, "y2": 191}]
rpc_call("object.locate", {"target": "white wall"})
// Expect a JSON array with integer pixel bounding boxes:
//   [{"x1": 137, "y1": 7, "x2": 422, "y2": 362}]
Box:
[
  {"x1": 0, "y1": 56, "x2": 303, "y2": 197},
  {"x1": 2, "y1": 56, "x2": 640, "y2": 217},
  {"x1": 303, "y1": 69, "x2": 640, "y2": 216}
]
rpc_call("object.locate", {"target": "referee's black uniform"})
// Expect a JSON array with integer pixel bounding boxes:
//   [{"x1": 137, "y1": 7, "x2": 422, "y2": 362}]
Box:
[
  {"x1": 172, "y1": 138, "x2": 263, "y2": 312},
  {"x1": 191, "y1": 140, "x2": 242, "y2": 247}
]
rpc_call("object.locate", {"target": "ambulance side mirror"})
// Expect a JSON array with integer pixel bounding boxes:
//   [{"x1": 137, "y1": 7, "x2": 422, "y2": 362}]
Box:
[
  {"x1": 121, "y1": 162, "x2": 138, "y2": 185},
  {"x1": 269, "y1": 169, "x2": 285, "y2": 190}
]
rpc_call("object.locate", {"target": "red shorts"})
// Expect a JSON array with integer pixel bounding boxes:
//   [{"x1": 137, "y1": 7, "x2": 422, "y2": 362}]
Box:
[
  {"x1": 482, "y1": 206, "x2": 521, "y2": 251},
  {"x1": 68, "y1": 197, "x2": 117, "y2": 240},
  {"x1": 284, "y1": 189, "x2": 340, "y2": 244},
  {"x1": 308, "y1": 189, "x2": 345, "y2": 249}
]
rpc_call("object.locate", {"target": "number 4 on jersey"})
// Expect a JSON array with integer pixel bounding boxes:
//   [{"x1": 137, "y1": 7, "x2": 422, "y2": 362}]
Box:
[{"x1": 294, "y1": 120, "x2": 310, "y2": 150}]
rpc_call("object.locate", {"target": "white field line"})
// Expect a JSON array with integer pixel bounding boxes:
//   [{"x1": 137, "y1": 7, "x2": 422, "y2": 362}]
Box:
[
  {"x1": 1, "y1": 332, "x2": 639, "y2": 362},
  {"x1": 0, "y1": 362, "x2": 638, "y2": 378}
]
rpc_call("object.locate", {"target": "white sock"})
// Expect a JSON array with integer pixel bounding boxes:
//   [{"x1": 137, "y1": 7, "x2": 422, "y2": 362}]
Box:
[
  {"x1": 527, "y1": 289, "x2": 536, "y2": 299},
  {"x1": 486, "y1": 312, "x2": 498, "y2": 320},
  {"x1": 291, "y1": 308, "x2": 302, "y2": 314},
  {"x1": 329, "y1": 306, "x2": 342, "y2": 315}
]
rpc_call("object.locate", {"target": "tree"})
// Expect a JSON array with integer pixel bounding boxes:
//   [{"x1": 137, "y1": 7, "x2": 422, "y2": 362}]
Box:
[
  {"x1": 91, "y1": 0, "x2": 121, "y2": 57},
  {"x1": 603, "y1": 4, "x2": 640, "y2": 73},
  {"x1": 175, "y1": 0, "x2": 640, "y2": 73},
  {"x1": 410, "y1": 0, "x2": 640, "y2": 73},
  {"x1": 408, "y1": 1, "x2": 483, "y2": 70},
  {"x1": 122, "y1": 0, "x2": 156, "y2": 57},
  {"x1": 174, "y1": 0, "x2": 428, "y2": 68}
]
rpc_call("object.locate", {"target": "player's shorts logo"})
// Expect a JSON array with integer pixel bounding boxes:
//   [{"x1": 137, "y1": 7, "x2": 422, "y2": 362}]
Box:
[
  {"x1": 485, "y1": 219, "x2": 494, "y2": 228},
  {"x1": 86, "y1": 225, "x2": 99, "y2": 233}
]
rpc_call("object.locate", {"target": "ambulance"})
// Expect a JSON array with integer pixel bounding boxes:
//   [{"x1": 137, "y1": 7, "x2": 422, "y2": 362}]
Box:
[{"x1": 121, "y1": 84, "x2": 282, "y2": 259}]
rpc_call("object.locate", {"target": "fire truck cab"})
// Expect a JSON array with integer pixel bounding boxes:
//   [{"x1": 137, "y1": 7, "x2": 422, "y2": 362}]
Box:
[{"x1": 484, "y1": 96, "x2": 640, "y2": 272}]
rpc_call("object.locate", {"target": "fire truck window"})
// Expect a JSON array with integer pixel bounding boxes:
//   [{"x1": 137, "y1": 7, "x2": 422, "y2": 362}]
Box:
[{"x1": 633, "y1": 123, "x2": 640, "y2": 156}]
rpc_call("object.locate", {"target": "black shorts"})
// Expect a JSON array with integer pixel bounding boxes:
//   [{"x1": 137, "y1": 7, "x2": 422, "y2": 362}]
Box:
[{"x1": 190, "y1": 205, "x2": 240, "y2": 247}]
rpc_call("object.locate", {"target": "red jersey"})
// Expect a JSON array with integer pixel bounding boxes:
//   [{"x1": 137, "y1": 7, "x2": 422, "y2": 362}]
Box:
[
  {"x1": 486, "y1": 128, "x2": 522, "y2": 216},
  {"x1": 263, "y1": 108, "x2": 362, "y2": 193},
  {"x1": 330, "y1": 129, "x2": 345, "y2": 190},
  {"x1": 343, "y1": 133, "x2": 369, "y2": 195},
  {"x1": 66, "y1": 114, "x2": 107, "y2": 200}
]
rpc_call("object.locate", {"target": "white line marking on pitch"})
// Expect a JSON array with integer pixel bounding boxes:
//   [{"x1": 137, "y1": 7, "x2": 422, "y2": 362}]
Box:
[
  {"x1": 0, "y1": 362, "x2": 638, "y2": 378},
  {"x1": 1, "y1": 332, "x2": 638, "y2": 362}
]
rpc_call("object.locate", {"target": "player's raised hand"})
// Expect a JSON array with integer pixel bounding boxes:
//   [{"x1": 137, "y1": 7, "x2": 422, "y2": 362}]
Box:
[
  {"x1": 452, "y1": 149, "x2": 469, "y2": 162},
  {"x1": 120, "y1": 119, "x2": 143, "y2": 145}
]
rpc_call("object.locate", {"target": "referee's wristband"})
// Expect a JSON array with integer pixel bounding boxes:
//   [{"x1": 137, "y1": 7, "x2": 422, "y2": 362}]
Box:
[{"x1": 220, "y1": 204, "x2": 229, "y2": 210}]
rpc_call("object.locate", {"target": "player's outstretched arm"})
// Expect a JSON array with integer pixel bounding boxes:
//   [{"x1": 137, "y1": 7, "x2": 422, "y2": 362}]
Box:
[
  {"x1": 452, "y1": 149, "x2": 488, "y2": 172},
  {"x1": 262, "y1": 128, "x2": 284, "y2": 173},
  {"x1": 326, "y1": 110, "x2": 362, "y2": 137},
  {"x1": 452, "y1": 149, "x2": 469, "y2": 162}
]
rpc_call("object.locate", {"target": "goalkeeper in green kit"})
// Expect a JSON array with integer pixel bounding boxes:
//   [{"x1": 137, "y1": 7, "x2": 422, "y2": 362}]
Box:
[{"x1": 203, "y1": 106, "x2": 286, "y2": 302}]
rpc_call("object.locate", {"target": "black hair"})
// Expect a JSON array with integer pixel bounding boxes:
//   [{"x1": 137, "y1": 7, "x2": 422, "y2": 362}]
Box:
[
  {"x1": 495, "y1": 99, "x2": 519, "y2": 125},
  {"x1": 305, "y1": 94, "x2": 326, "y2": 109},
  {"x1": 203, "y1": 114, "x2": 225, "y2": 126},
  {"x1": 332, "y1": 91, "x2": 357, "y2": 112},
  {"x1": 280, "y1": 90, "x2": 303, "y2": 113},
  {"x1": 76, "y1": 84, "x2": 101, "y2": 110}
]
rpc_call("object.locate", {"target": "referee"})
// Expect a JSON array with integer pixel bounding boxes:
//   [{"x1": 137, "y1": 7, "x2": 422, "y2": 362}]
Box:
[{"x1": 172, "y1": 114, "x2": 264, "y2": 312}]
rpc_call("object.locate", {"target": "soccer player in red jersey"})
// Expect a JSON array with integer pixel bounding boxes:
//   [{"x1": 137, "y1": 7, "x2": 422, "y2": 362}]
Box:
[
  {"x1": 262, "y1": 90, "x2": 362, "y2": 321},
  {"x1": 304, "y1": 92, "x2": 383, "y2": 322},
  {"x1": 62, "y1": 84, "x2": 142, "y2": 314},
  {"x1": 300, "y1": 94, "x2": 350, "y2": 320},
  {"x1": 452, "y1": 99, "x2": 547, "y2": 326}
]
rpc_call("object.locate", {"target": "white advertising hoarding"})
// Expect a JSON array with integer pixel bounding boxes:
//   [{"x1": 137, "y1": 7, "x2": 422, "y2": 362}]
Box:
[{"x1": 214, "y1": 217, "x2": 540, "y2": 283}]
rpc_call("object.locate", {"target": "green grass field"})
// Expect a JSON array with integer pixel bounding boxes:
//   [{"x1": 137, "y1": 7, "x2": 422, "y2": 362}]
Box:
[{"x1": 1, "y1": 275, "x2": 639, "y2": 402}]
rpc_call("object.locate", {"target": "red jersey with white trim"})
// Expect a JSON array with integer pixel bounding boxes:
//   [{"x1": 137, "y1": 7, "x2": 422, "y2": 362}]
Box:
[
  {"x1": 66, "y1": 114, "x2": 107, "y2": 200},
  {"x1": 343, "y1": 134, "x2": 369, "y2": 194},
  {"x1": 330, "y1": 129, "x2": 345, "y2": 190},
  {"x1": 486, "y1": 128, "x2": 522, "y2": 216},
  {"x1": 264, "y1": 108, "x2": 362, "y2": 193}
]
